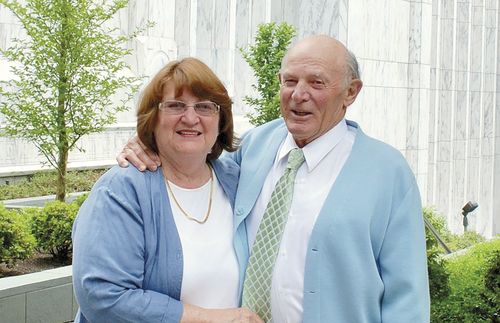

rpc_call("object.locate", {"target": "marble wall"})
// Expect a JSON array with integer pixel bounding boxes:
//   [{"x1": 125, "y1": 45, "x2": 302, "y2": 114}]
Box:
[
  {"x1": 0, "y1": 0, "x2": 498, "y2": 236},
  {"x1": 346, "y1": 0, "x2": 433, "y2": 207},
  {"x1": 427, "y1": 0, "x2": 499, "y2": 237}
]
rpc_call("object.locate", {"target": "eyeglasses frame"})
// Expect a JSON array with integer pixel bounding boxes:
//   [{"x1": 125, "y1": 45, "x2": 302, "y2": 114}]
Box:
[{"x1": 158, "y1": 99, "x2": 220, "y2": 116}]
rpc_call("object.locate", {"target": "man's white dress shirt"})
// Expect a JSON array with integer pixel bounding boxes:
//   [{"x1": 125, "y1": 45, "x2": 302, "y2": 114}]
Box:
[{"x1": 246, "y1": 119, "x2": 355, "y2": 323}]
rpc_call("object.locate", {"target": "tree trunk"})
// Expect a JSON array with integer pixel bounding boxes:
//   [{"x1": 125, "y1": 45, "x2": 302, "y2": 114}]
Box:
[
  {"x1": 55, "y1": 78, "x2": 68, "y2": 201},
  {"x1": 56, "y1": 12, "x2": 69, "y2": 202},
  {"x1": 56, "y1": 145, "x2": 68, "y2": 202}
]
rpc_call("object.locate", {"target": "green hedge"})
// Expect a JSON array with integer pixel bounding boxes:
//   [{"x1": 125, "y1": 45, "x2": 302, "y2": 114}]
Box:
[
  {"x1": 482, "y1": 251, "x2": 500, "y2": 320},
  {"x1": 1, "y1": 194, "x2": 88, "y2": 270},
  {"x1": 431, "y1": 238, "x2": 500, "y2": 322},
  {"x1": 0, "y1": 204, "x2": 36, "y2": 267},
  {"x1": 28, "y1": 199, "x2": 81, "y2": 261},
  {"x1": 423, "y1": 208, "x2": 500, "y2": 322}
]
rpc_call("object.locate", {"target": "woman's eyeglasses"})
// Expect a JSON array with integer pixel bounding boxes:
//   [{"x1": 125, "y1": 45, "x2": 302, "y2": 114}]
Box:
[{"x1": 158, "y1": 100, "x2": 220, "y2": 116}]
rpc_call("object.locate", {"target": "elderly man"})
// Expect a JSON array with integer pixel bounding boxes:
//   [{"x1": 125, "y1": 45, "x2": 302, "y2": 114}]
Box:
[{"x1": 119, "y1": 35, "x2": 430, "y2": 323}]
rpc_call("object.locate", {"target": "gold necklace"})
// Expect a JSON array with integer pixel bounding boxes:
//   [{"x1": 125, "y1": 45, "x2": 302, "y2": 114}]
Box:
[{"x1": 165, "y1": 165, "x2": 213, "y2": 224}]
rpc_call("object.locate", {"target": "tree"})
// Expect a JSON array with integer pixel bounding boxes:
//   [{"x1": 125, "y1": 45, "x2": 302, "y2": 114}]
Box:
[
  {"x1": 240, "y1": 22, "x2": 296, "y2": 126},
  {"x1": 0, "y1": 0, "x2": 145, "y2": 201}
]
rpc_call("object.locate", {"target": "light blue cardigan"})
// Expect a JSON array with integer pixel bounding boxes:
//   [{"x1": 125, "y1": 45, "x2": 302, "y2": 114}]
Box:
[
  {"x1": 231, "y1": 119, "x2": 430, "y2": 323},
  {"x1": 72, "y1": 158, "x2": 242, "y2": 323}
]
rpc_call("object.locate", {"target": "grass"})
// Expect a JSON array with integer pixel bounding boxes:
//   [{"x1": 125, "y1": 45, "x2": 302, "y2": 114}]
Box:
[{"x1": 0, "y1": 168, "x2": 108, "y2": 200}]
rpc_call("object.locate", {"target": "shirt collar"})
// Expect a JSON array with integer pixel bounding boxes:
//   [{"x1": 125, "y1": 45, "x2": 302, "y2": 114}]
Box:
[{"x1": 278, "y1": 119, "x2": 349, "y2": 172}]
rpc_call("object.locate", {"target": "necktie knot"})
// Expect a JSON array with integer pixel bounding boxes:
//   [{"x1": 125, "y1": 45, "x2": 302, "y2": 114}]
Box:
[{"x1": 286, "y1": 148, "x2": 305, "y2": 172}]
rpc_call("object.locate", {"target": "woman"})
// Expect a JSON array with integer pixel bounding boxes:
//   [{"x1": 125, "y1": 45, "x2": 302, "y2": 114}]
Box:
[{"x1": 72, "y1": 58, "x2": 261, "y2": 323}]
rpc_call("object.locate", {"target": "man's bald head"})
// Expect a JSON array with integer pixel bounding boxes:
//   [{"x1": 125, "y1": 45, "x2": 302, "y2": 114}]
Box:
[{"x1": 282, "y1": 35, "x2": 360, "y2": 84}]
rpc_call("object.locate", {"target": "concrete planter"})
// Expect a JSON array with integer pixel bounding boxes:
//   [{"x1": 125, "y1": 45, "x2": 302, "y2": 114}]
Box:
[
  {"x1": 0, "y1": 194, "x2": 83, "y2": 322},
  {"x1": 0, "y1": 266, "x2": 77, "y2": 323}
]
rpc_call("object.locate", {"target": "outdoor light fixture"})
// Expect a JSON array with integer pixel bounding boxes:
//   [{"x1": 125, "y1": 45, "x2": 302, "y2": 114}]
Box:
[{"x1": 462, "y1": 201, "x2": 478, "y2": 232}]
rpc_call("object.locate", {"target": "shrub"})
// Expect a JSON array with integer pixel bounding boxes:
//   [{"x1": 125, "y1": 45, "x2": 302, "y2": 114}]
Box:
[
  {"x1": 447, "y1": 230, "x2": 485, "y2": 251},
  {"x1": 240, "y1": 22, "x2": 296, "y2": 126},
  {"x1": 423, "y1": 207, "x2": 451, "y2": 249},
  {"x1": 423, "y1": 207, "x2": 486, "y2": 252},
  {"x1": 424, "y1": 208, "x2": 451, "y2": 302},
  {"x1": 427, "y1": 248, "x2": 450, "y2": 301},
  {"x1": 483, "y1": 250, "x2": 500, "y2": 296},
  {"x1": 30, "y1": 200, "x2": 79, "y2": 261},
  {"x1": 72, "y1": 193, "x2": 89, "y2": 208},
  {"x1": 431, "y1": 238, "x2": 500, "y2": 322},
  {"x1": 477, "y1": 250, "x2": 500, "y2": 322},
  {"x1": 0, "y1": 204, "x2": 36, "y2": 267}
]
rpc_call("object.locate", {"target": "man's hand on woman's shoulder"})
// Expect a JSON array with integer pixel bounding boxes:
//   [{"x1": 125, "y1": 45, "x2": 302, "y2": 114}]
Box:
[{"x1": 117, "y1": 135, "x2": 161, "y2": 171}]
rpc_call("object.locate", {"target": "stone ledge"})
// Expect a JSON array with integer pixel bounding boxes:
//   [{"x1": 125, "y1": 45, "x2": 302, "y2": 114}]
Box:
[
  {"x1": 0, "y1": 266, "x2": 77, "y2": 323},
  {"x1": 0, "y1": 266, "x2": 72, "y2": 298}
]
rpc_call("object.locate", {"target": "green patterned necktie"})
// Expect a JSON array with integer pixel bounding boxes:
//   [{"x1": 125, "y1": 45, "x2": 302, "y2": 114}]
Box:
[{"x1": 242, "y1": 148, "x2": 305, "y2": 322}]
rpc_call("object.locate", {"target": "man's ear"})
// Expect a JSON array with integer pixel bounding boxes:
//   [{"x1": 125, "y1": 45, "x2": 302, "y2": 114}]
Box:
[{"x1": 344, "y1": 79, "x2": 363, "y2": 108}]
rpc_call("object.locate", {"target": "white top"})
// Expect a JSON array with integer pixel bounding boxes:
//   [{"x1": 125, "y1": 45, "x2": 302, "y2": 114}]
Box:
[
  {"x1": 247, "y1": 119, "x2": 356, "y2": 323},
  {"x1": 166, "y1": 169, "x2": 239, "y2": 309}
]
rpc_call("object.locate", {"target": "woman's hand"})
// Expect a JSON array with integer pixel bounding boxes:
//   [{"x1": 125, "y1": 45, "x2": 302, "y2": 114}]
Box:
[
  {"x1": 116, "y1": 135, "x2": 161, "y2": 171},
  {"x1": 181, "y1": 304, "x2": 263, "y2": 323}
]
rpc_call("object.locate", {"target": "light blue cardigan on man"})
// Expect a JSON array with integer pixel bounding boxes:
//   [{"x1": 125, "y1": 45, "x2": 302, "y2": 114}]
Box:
[
  {"x1": 72, "y1": 158, "x2": 242, "y2": 323},
  {"x1": 230, "y1": 118, "x2": 430, "y2": 323}
]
